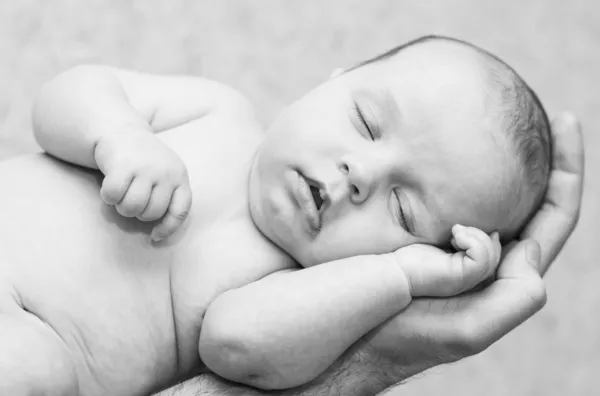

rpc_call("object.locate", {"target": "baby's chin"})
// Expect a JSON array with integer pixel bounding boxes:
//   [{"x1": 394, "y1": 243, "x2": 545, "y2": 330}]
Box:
[
  {"x1": 246, "y1": 195, "x2": 315, "y2": 267},
  {"x1": 273, "y1": 238, "x2": 319, "y2": 268}
]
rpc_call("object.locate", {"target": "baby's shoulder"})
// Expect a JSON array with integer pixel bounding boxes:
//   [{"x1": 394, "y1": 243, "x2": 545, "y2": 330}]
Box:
[
  {"x1": 216, "y1": 87, "x2": 256, "y2": 118},
  {"x1": 158, "y1": 97, "x2": 263, "y2": 189},
  {"x1": 218, "y1": 91, "x2": 265, "y2": 144}
]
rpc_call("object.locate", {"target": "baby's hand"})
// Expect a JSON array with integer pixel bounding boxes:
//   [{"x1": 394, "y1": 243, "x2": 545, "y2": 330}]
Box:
[
  {"x1": 394, "y1": 225, "x2": 501, "y2": 297},
  {"x1": 449, "y1": 224, "x2": 501, "y2": 290},
  {"x1": 94, "y1": 131, "x2": 192, "y2": 242}
]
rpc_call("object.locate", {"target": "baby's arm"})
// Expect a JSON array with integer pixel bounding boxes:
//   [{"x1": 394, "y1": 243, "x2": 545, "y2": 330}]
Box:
[
  {"x1": 33, "y1": 65, "x2": 246, "y2": 169},
  {"x1": 199, "y1": 225, "x2": 501, "y2": 390},
  {"x1": 33, "y1": 66, "x2": 247, "y2": 239},
  {"x1": 199, "y1": 255, "x2": 411, "y2": 390}
]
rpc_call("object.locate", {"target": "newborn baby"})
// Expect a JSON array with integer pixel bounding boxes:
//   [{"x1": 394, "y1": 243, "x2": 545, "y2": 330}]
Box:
[
  {"x1": 3, "y1": 35, "x2": 550, "y2": 395},
  {"x1": 250, "y1": 36, "x2": 550, "y2": 266}
]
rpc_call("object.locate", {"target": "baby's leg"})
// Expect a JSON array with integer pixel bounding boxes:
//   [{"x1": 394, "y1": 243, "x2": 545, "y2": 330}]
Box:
[
  {"x1": 397, "y1": 225, "x2": 501, "y2": 297},
  {"x1": 0, "y1": 305, "x2": 78, "y2": 396}
]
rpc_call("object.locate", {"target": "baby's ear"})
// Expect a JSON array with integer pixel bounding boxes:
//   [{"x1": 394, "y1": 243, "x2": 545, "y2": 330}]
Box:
[{"x1": 329, "y1": 68, "x2": 345, "y2": 79}]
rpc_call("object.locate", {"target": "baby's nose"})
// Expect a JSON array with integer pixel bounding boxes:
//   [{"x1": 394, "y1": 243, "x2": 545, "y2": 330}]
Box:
[{"x1": 338, "y1": 157, "x2": 375, "y2": 205}]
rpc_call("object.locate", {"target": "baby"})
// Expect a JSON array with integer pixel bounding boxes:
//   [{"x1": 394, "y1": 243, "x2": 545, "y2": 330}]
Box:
[{"x1": 3, "y1": 35, "x2": 550, "y2": 395}]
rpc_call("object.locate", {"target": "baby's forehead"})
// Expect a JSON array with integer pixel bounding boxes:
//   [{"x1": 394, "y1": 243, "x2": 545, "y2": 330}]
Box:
[
  {"x1": 367, "y1": 40, "x2": 486, "y2": 80},
  {"x1": 354, "y1": 45, "x2": 489, "y2": 110},
  {"x1": 345, "y1": 46, "x2": 502, "y2": 156}
]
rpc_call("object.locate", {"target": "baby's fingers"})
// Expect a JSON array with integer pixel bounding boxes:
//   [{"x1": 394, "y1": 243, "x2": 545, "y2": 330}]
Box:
[
  {"x1": 151, "y1": 184, "x2": 192, "y2": 242},
  {"x1": 137, "y1": 185, "x2": 173, "y2": 222},
  {"x1": 100, "y1": 170, "x2": 133, "y2": 205},
  {"x1": 116, "y1": 178, "x2": 152, "y2": 218},
  {"x1": 452, "y1": 225, "x2": 499, "y2": 277}
]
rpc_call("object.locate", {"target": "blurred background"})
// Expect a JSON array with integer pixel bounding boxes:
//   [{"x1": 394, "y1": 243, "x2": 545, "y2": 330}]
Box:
[{"x1": 0, "y1": 1, "x2": 597, "y2": 395}]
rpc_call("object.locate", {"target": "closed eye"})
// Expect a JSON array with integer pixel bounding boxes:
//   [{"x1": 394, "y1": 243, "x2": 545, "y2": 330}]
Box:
[
  {"x1": 394, "y1": 190, "x2": 409, "y2": 231},
  {"x1": 352, "y1": 102, "x2": 375, "y2": 141}
]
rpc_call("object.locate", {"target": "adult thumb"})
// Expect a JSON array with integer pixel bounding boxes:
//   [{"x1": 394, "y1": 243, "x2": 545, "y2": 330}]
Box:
[
  {"x1": 497, "y1": 238, "x2": 542, "y2": 279},
  {"x1": 525, "y1": 239, "x2": 542, "y2": 273}
]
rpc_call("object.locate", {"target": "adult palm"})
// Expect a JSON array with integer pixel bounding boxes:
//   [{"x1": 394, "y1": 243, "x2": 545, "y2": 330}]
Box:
[{"x1": 361, "y1": 112, "x2": 584, "y2": 394}]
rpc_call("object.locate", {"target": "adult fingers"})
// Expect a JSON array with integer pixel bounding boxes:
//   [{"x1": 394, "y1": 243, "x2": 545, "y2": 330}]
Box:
[
  {"x1": 521, "y1": 112, "x2": 584, "y2": 273},
  {"x1": 456, "y1": 239, "x2": 546, "y2": 351}
]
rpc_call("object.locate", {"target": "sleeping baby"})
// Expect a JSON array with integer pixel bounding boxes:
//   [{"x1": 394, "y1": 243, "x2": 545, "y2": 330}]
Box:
[{"x1": 4, "y1": 35, "x2": 550, "y2": 395}]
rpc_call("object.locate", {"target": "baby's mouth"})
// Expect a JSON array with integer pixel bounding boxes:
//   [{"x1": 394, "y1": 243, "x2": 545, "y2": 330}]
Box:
[
  {"x1": 309, "y1": 185, "x2": 324, "y2": 211},
  {"x1": 296, "y1": 170, "x2": 329, "y2": 232}
]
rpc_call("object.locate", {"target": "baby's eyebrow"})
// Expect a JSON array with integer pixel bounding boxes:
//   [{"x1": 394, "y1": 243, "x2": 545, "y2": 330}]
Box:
[
  {"x1": 364, "y1": 88, "x2": 401, "y2": 130},
  {"x1": 361, "y1": 89, "x2": 388, "y2": 108}
]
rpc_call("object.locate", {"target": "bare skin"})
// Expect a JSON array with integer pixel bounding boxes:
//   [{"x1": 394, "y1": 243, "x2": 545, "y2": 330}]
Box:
[
  {"x1": 156, "y1": 112, "x2": 584, "y2": 396},
  {"x1": 0, "y1": 61, "x2": 584, "y2": 395},
  {"x1": 13, "y1": 46, "x2": 508, "y2": 394},
  {"x1": 0, "y1": 103, "x2": 582, "y2": 396},
  {"x1": 7, "y1": 82, "x2": 326, "y2": 394}
]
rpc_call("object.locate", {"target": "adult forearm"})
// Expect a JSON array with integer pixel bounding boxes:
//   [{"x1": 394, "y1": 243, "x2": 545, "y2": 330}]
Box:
[
  {"x1": 155, "y1": 374, "x2": 267, "y2": 396},
  {"x1": 158, "y1": 339, "x2": 404, "y2": 396}
]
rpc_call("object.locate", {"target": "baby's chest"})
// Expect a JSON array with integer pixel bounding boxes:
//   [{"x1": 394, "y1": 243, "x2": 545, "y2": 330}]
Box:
[
  {"x1": 166, "y1": 112, "x2": 288, "y2": 301},
  {"x1": 169, "y1": 210, "x2": 296, "y2": 372},
  {"x1": 174, "y1": 214, "x2": 294, "y2": 311}
]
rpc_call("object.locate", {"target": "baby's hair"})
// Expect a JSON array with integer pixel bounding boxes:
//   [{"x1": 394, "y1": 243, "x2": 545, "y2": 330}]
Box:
[{"x1": 351, "y1": 35, "x2": 552, "y2": 235}]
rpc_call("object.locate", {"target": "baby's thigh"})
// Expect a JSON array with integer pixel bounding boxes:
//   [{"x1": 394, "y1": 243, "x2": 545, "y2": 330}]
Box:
[{"x1": 0, "y1": 304, "x2": 78, "y2": 396}]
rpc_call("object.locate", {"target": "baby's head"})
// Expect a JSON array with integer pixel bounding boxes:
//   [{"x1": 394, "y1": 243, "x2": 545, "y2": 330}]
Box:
[{"x1": 248, "y1": 35, "x2": 551, "y2": 267}]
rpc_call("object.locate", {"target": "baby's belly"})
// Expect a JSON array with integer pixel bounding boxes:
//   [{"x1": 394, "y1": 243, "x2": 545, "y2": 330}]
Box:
[{"x1": 0, "y1": 155, "x2": 181, "y2": 395}]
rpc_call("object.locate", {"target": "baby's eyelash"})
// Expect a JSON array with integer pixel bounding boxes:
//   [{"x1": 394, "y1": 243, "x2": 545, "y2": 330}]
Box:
[
  {"x1": 352, "y1": 103, "x2": 374, "y2": 140},
  {"x1": 394, "y1": 190, "x2": 408, "y2": 231}
]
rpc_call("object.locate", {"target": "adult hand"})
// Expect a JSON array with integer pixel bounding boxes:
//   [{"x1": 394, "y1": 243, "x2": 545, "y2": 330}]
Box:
[{"x1": 360, "y1": 112, "x2": 584, "y2": 393}]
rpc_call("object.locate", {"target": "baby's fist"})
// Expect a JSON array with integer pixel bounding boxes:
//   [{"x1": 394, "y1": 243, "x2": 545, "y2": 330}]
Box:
[
  {"x1": 450, "y1": 224, "x2": 501, "y2": 291},
  {"x1": 95, "y1": 132, "x2": 193, "y2": 242},
  {"x1": 392, "y1": 225, "x2": 501, "y2": 298}
]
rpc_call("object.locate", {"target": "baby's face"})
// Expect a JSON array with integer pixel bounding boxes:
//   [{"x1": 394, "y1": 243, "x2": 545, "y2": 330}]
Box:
[{"x1": 249, "y1": 42, "x2": 524, "y2": 266}]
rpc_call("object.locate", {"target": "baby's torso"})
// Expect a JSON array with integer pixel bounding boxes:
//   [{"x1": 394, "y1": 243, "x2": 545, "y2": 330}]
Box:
[
  {"x1": 158, "y1": 107, "x2": 297, "y2": 379},
  {"x1": 0, "y1": 105, "x2": 293, "y2": 395}
]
